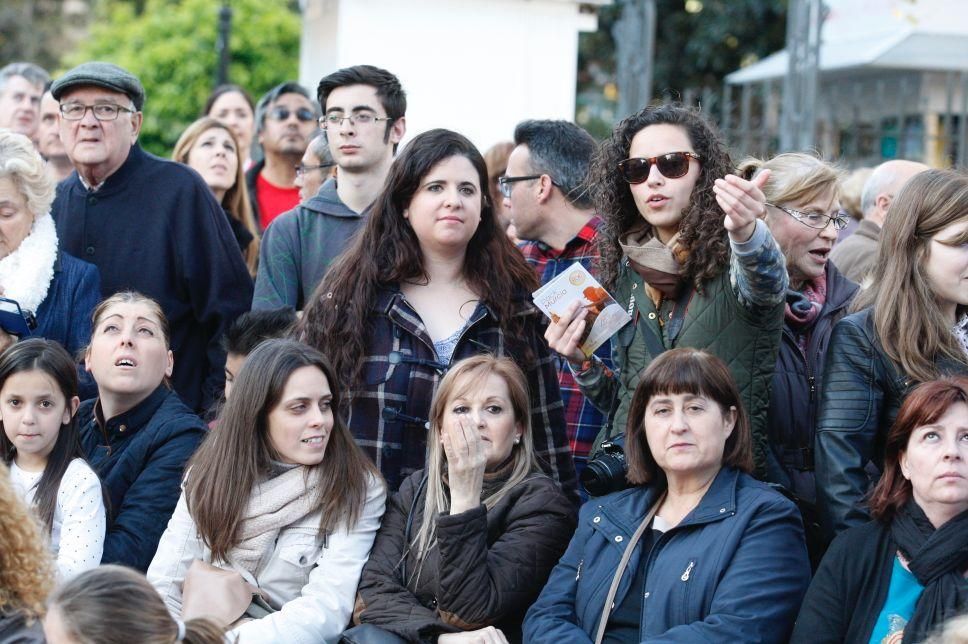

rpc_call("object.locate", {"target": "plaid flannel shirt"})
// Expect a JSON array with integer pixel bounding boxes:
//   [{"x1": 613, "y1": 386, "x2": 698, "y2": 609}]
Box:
[
  {"x1": 344, "y1": 286, "x2": 578, "y2": 504},
  {"x1": 518, "y1": 216, "x2": 614, "y2": 475}
]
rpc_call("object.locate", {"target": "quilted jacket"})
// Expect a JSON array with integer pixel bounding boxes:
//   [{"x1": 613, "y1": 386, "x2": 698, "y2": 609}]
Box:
[
  {"x1": 815, "y1": 307, "x2": 968, "y2": 539},
  {"x1": 353, "y1": 467, "x2": 576, "y2": 643}
]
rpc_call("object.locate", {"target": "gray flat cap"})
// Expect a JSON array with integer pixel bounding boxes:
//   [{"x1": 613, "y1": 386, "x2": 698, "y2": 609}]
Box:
[{"x1": 50, "y1": 62, "x2": 145, "y2": 110}]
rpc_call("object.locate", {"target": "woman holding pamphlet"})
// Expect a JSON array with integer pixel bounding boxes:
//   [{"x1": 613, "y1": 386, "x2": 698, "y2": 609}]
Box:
[
  {"x1": 298, "y1": 129, "x2": 577, "y2": 501},
  {"x1": 546, "y1": 104, "x2": 788, "y2": 483}
]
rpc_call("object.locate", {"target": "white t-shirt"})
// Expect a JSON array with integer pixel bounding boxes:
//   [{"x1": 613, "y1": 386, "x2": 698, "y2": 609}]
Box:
[{"x1": 9, "y1": 458, "x2": 105, "y2": 581}]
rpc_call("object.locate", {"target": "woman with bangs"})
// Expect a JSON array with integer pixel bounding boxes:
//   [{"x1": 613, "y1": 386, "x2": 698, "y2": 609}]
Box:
[
  {"x1": 173, "y1": 117, "x2": 260, "y2": 274},
  {"x1": 148, "y1": 339, "x2": 385, "y2": 643},
  {"x1": 794, "y1": 378, "x2": 968, "y2": 644},
  {"x1": 352, "y1": 355, "x2": 575, "y2": 643},
  {"x1": 525, "y1": 348, "x2": 810, "y2": 643},
  {"x1": 816, "y1": 169, "x2": 968, "y2": 541},
  {"x1": 546, "y1": 104, "x2": 788, "y2": 479},
  {"x1": 298, "y1": 129, "x2": 576, "y2": 502}
]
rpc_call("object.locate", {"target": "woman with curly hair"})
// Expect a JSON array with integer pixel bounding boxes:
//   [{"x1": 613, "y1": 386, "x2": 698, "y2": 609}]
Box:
[
  {"x1": 546, "y1": 104, "x2": 789, "y2": 479},
  {"x1": 298, "y1": 129, "x2": 577, "y2": 501},
  {"x1": 0, "y1": 460, "x2": 54, "y2": 643}
]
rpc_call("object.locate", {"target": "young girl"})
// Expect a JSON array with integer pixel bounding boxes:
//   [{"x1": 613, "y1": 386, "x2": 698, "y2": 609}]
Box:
[
  {"x1": 148, "y1": 338, "x2": 386, "y2": 643},
  {"x1": 354, "y1": 355, "x2": 576, "y2": 643},
  {"x1": 0, "y1": 338, "x2": 105, "y2": 582},
  {"x1": 45, "y1": 565, "x2": 223, "y2": 644}
]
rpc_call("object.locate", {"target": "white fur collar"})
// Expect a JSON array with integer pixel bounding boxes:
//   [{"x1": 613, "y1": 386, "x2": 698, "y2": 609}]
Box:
[{"x1": 0, "y1": 213, "x2": 58, "y2": 313}]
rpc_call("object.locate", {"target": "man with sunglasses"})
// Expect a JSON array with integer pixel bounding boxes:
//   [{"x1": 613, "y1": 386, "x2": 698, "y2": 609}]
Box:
[
  {"x1": 49, "y1": 62, "x2": 252, "y2": 414},
  {"x1": 503, "y1": 119, "x2": 611, "y2": 485},
  {"x1": 253, "y1": 65, "x2": 406, "y2": 311},
  {"x1": 246, "y1": 82, "x2": 319, "y2": 230}
]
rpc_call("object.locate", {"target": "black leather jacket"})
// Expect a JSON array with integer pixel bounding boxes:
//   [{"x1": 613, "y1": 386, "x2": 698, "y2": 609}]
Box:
[{"x1": 815, "y1": 307, "x2": 968, "y2": 540}]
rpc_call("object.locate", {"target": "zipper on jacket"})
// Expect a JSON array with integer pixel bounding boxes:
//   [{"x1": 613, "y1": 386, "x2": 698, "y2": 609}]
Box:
[
  {"x1": 576, "y1": 559, "x2": 583, "y2": 581},
  {"x1": 680, "y1": 560, "x2": 695, "y2": 582},
  {"x1": 808, "y1": 375, "x2": 816, "y2": 403}
]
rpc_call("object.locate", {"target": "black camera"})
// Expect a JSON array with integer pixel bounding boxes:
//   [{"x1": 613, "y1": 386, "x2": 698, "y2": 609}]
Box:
[{"x1": 580, "y1": 434, "x2": 629, "y2": 497}]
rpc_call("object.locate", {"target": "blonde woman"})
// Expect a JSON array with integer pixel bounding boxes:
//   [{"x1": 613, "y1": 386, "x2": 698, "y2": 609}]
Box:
[
  {"x1": 0, "y1": 461, "x2": 54, "y2": 643},
  {"x1": 739, "y1": 153, "x2": 858, "y2": 564},
  {"x1": 353, "y1": 355, "x2": 576, "y2": 643},
  {"x1": 173, "y1": 117, "x2": 260, "y2": 274}
]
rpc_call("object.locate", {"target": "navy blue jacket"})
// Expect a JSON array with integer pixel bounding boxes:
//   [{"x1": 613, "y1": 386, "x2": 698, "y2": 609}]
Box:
[
  {"x1": 52, "y1": 145, "x2": 253, "y2": 412},
  {"x1": 33, "y1": 251, "x2": 100, "y2": 399},
  {"x1": 78, "y1": 386, "x2": 206, "y2": 572},
  {"x1": 34, "y1": 251, "x2": 100, "y2": 358},
  {"x1": 523, "y1": 467, "x2": 810, "y2": 643}
]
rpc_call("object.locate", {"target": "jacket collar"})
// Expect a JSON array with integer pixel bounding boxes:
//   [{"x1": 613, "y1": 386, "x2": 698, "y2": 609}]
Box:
[
  {"x1": 373, "y1": 285, "x2": 491, "y2": 340},
  {"x1": 93, "y1": 384, "x2": 169, "y2": 441},
  {"x1": 821, "y1": 261, "x2": 860, "y2": 317},
  {"x1": 75, "y1": 144, "x2": 146, "y2": 198},
  {"x1": 301, "y1": 178, "x2": 366, "y2": 218},
  {"x1": 854, "y1": 218, "x2": 881, "y2": 242},
  {"x1": 597, "y1": 466, "x2": 740, "y2": 534}
]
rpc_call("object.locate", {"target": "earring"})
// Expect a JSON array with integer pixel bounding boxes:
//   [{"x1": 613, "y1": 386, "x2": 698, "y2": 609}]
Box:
[{"x1": 514, "y1": 437, "x2": 521, "y2": 445}]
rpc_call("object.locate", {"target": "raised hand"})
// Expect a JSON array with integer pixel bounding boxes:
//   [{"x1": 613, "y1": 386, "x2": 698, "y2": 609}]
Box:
[
  {"x1": 713, "y1": 168, "x2": 772, "y2": 243},
  {"x1": 442, "y1": 416, "x2": 487, "y2": 514}
]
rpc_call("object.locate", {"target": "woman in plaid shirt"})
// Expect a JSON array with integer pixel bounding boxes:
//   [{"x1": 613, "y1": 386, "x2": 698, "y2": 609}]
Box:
[{"x1": 298, "y1": 129, "x2": 578, "y2": 503}]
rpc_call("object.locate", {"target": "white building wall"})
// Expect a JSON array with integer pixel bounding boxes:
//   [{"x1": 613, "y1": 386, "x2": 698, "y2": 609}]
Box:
[{"x1": 299, "y1": 0, "x2": 599, "y2": 151}]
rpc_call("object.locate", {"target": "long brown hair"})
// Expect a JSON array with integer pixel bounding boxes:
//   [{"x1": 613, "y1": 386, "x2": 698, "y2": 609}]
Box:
[
  {"x1": 0, "y1": 461, "x2": 54, "y2": 621},
  {"x1": 297, "y1": 129, "x2": 539, "y2": 388},
  {"x1": 868, "y1": 377, "x2": 968, "y2": 522},
  {"x1": 185, "y1": 339, "x2": 381, "y2": 561},
  {"x1": 0, "y1": 339, "x2": 87, "y2": 532},
  {"x1": 411, "y1": 355, "x2": 542, "y2": 579},
  {"x1": 173, "y1": 116, "x2": 260, "y2": 274},
  {"x1": 590, "y1": 104, "x2": 735, "y2": 292},
  {"x1": 624, "y1": 348, "x2": 752, "y2": 485},
  {"x1": 49, "y1": 565, "x2": 224, "y2": 644},
  {"x1": 852, "y1": 169, "x2": 968, "y2": 382}
]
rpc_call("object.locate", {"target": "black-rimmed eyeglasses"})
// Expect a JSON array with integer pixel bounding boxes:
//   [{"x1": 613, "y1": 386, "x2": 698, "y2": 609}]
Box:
[
  {"x1": 59, "y1": 103, "x2": 135, "y2": 121},
  {"x1": 497, "y1": 175, "x2": 560, "y2": 199},
  {"x1": 766, "y1": 203, "x2": 849, "y2": 230}
]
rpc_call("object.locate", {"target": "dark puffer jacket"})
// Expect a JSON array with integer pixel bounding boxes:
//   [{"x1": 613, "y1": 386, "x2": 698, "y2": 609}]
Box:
[
  {"x1": 766, "y1": 262, "x2": 858, "y2": 504},
  {"x1": 815, "y1": 307, "x2": 968, "y2": 539},
  {"x1": 354, "y1": 467, "x2": 576, "y2": 643}
]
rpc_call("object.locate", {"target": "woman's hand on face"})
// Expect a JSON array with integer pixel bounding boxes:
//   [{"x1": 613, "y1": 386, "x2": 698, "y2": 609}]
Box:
[
  {"x1": 443, "y1": 417, "x2": 487, "y2": 514},
  {"x1": 714, "y1": 169, "x2": 771, "y2": 244},
  {"x1": 438, "y1": 626, "x2": 510, "y2": 644},
  {"x1": 544, "y1": 299, "x2": 588, "y2": 367}
]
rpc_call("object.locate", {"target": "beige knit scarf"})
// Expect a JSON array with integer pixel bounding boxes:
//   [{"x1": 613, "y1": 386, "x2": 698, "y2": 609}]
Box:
[{"x1": 227, "y1": 466, "x2": 321, "y2": 575}]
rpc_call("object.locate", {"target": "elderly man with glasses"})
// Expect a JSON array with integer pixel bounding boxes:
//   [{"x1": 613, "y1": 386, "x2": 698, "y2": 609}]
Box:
[
  {"x1": 253, "y1": 65, "x2": 406, "y2": 312},
  {"x1": 49, "y1": 61, "x2": 253, "y2": 415}
]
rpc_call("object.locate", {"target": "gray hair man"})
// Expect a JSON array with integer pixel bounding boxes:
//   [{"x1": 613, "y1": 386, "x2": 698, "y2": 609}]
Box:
[
  {"x1": 295, "y1": 131, "x2": 335, "y2": 203},
  {"x1": 49, "y1": 61, "x2": 252, "y2": 416},
  {"x1": 830, "y1": 159, "x2": 928, "y2": 283},
  {"x1": 503, "y1": 119, "x2": 611, "y2": 481},
  {"x1": 0, "y1": 62, "x2": 49, "y2": 139}
]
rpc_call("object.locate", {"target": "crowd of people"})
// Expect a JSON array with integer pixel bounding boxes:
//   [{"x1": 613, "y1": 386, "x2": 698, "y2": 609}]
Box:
[{"x1": 0, "y1": 54, "x2": 965, "y2": 644}]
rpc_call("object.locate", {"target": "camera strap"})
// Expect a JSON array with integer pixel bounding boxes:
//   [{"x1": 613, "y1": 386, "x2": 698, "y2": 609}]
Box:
[{"x1": 593, "y1": 491, "x2": 666, "y2": 644}]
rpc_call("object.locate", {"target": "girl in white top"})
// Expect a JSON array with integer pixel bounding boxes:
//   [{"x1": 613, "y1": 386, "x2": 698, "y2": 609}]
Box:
[
  {"x1": 148, "y1": 339, "x2": 386, "y2": 644},
  {"x1": 0, "y1": 338, "x2": 105, "y2": 582}
]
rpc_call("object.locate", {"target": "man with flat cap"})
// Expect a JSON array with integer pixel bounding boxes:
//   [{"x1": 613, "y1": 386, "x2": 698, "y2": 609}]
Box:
[{"x1": 50, "y1": 62, "x2": 253, "y2": 414}]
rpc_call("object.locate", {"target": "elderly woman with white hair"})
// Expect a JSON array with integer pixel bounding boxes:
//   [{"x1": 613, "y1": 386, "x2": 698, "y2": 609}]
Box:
[{"x1": 0, "y1": 130, "x2": 100, "y2": 369}]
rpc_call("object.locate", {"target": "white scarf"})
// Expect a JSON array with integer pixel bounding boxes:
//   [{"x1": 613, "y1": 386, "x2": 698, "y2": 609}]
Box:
[{"x1": 0, "y1": 213, "x2": 58, "y2": 314}]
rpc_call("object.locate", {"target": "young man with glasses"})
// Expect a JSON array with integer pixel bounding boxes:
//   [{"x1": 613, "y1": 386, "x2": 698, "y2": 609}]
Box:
[
  {"x1": 253, "y1": 65, "x2": 406, "y2": 311},
  {"x1": 246, "y1": 82, "x2": 319, "y2": 230},
  {"x1": 49, "y1": 61, "x2": 252, "y2": 415}
]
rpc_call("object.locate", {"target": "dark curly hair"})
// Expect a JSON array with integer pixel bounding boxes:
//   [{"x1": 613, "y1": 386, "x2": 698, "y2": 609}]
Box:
[{"x1": 591, "y1": 104, "x2": 735, "y2": 291}]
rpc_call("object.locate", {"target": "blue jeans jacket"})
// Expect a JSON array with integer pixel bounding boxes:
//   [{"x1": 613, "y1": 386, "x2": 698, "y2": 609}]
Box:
[{"x1": 523, "y1": 467, "x2": 810, "y2": 643}]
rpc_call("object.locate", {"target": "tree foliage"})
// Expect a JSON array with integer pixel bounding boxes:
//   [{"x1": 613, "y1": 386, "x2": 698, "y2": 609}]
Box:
[
  {"x1": 64, "y1": 0, "x2": 301, "y2": 156},
  {"x1": 578, "y1": 0, "x2": 787, "y2": 138}
]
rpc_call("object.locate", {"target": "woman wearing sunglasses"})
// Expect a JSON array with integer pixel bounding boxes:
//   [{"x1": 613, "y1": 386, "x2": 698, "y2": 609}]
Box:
[
  {"x1": 546, "y1": 104, "x2": 788, "y2": 480},
  {"x1": 739, "y1": 153, "x2": 858, "y2": 566}
]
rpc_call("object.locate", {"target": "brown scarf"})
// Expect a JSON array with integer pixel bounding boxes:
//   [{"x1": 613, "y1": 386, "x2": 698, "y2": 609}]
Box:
[{"x1": 620, "y1": 225, "x2": 689, "y2": 308}]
